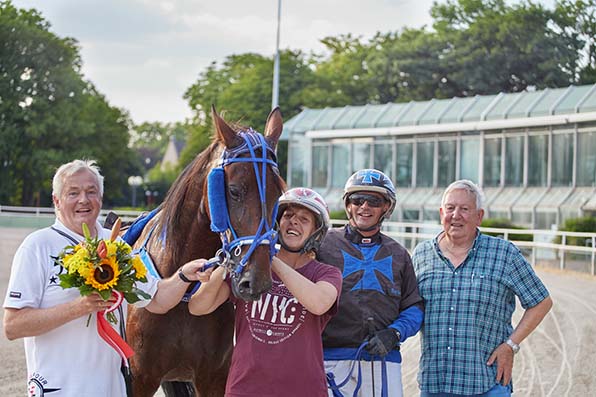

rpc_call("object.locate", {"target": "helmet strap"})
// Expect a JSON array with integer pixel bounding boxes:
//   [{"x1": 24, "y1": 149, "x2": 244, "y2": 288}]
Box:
[
  {"x1": 279, "y1": 238, "x2": 302, "y2": 253},
  {"x1": 278, "y1": 224, "x2": 325, "y2": 254},
  {"x1": 346, "y1": 224, "x2": 382, "y2": 245}
]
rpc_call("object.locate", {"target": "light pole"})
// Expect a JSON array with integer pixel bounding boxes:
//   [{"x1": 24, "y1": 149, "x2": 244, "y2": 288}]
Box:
[
  {"x1": 127, "y1": 176, "x2": 143, "y2": 208},
  {"x1": 271, "y1": 0, "x2": 281, "y2": 109}
]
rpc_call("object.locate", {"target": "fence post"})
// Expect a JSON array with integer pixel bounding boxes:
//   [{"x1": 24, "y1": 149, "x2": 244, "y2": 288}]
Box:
[
  {"x1": 592, "y1": 236, "x2": 596, "y2": 276},
  {"x1": 560, "y1": 234, "x2": 566, "y2": 271}
]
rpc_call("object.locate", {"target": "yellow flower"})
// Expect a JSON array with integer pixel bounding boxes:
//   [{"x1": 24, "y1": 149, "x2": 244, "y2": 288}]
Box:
[
  {"x1": 77, "y1": 261, "x2": 95, "y2": 279},
  {"x1": 105, "y1": 240, "x2": 118, "y2": 257},
  {"x1": 84, "y1": 256, "x2": 120, "y2": 290},
  {"x1": 119, "y1": 242, "x2": 132, "y2": 255},
  {"x1": 63, "y1": 248, "x2": 90, "y2": 275},
  {"x1": 132, "y1": 255, "x2": 147, "y2": 279},
  {"x1": 56, "y1": 222, "x2": 150, "y2": 313},
  {"x1": 62, "y1": 253, "x2": 74, "y2": 270}
]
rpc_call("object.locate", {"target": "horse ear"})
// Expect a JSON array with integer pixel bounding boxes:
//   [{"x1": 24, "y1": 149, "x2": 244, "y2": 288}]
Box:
[
  {"x1": 211, "y1": 105, "x2": 238, "y2": 148},
  {"x1": 264, "y1": 107, "x2": 283, "y2": 151}
]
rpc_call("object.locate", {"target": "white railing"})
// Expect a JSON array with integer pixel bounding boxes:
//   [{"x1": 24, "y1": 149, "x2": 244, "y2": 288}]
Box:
[
  {"x1": 2, "y1": 206, "x2": 595, "y2": 275},
  {"x1": 341, "y1": 220, "x2": 596, "y2": 276},
  {"x1": 0, "y1": 205, "x2": 143, "y2": 222}
]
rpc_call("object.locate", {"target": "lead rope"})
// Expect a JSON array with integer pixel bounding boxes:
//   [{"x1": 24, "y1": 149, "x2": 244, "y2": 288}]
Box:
[{"x1": 326, "y1": 341, "x2": 389, "y2": 397}]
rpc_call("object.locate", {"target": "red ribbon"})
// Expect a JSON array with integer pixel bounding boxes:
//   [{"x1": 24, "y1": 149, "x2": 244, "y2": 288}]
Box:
[{"x1": 96, "y1": 291, "x2": 134, "y2": 365}]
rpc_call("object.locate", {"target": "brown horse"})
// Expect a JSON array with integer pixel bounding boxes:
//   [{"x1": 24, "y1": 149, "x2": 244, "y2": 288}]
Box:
[{"x1": 126, "y1": 107, "x2": 285, "y2": 396}]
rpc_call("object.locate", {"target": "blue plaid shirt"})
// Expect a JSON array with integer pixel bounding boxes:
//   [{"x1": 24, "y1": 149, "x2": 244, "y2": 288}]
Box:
[{"x1": 412, "y1": 231, "x2": 550, "y2": 395}]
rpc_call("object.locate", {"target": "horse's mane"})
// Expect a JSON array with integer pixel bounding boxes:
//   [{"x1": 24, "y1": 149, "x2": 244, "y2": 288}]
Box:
[
  {"x1": 155, "y1": 121, "x2": 246, "y2": 268},
  {"x1": 156, "y1": 138, "x2": 222, "y2": 267}
]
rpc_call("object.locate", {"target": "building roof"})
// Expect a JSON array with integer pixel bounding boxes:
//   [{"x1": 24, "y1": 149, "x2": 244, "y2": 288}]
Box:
[
  {"x1": 282, "y1": 83, "x2": 596, "y2": 139},
  {"x1": 161, "y1": 136, "x2": 186, "y2": 170}
]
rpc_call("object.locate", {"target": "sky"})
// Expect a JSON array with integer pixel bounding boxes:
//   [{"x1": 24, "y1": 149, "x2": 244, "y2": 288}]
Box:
[
  {"x1": 11, "y1": 0, "x2": 440, "y2": 124},
  {"x1": 10, "y1": 0, "x2": 553, "y2": 125}
]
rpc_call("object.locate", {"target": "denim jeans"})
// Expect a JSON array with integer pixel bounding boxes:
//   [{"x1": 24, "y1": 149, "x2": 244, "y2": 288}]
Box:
[{"x1": 420, "y1": 383, "x2": 512, "y2": 397}]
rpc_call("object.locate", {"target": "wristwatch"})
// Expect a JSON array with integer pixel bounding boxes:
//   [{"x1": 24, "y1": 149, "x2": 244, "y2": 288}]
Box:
[{"x1": 505, "y1": 338, "x2": 520, "y2": 354}]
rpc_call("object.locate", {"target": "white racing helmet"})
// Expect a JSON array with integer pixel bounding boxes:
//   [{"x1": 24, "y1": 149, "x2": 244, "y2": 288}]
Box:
[{"x1": 277, "y1": 188, "x2": 331, "y2": 253}]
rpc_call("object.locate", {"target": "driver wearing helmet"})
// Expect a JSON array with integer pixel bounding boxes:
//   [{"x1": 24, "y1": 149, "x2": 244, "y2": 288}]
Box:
[
  {"x1": 318, "y1": 169, "x2": 424, "y2": 397},
  {"x1": 188, "y1": 188, "x2": 342, "y2": 397}
]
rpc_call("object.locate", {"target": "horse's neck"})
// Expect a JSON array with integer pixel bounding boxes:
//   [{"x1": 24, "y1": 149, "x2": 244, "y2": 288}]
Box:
[{"x1": 149, "y1": 207, "x2": 220, "y2": 276}]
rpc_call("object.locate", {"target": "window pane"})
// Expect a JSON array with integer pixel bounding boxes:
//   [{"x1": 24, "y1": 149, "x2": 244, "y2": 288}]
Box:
[
  {"x1": 353, "y1": 142, "x2": 370, "y2": 172},
  {"x1": 396, "y1": 142, "x2": 412, "y2": 188},
  {"x1": 416, "y1": 141, "x2": 434, "y2": 187},
  {"x1": 312, "y1": 145, "x2": 328, "y2": 188},
  {"x1": 460, "y1": 138, "x2": 480, "y2": 183},
  {"x1": 577, "y1": 131, "x2": 596, "y2": 186},
  {"x1": 332, "y1": 143, "x2": 350, "y2": 188},
  {"x1": 374, "y1": 143, "x2": 393, "y2": 181},
  {"x1": 535, "y1": 212, "x2": 557, "y2": 229},
  {"x1": 484, "y1": 138, "x2": 502, "y2": 187},
  {"x1": 552, "y1": 133, "x2": 573, "y2": 187},
  {"x1": 290, "y1": 138, "x2": 307, "y2": 186},
  {"x1": 528, "y1": 134, "x2": 548, "y2": 186},
  {"x1": 438, "y1": 140, "x2": 456, "y2": 186},
  {"x1": 505, "y1": 136, "x2": 524, "y2": 186}
]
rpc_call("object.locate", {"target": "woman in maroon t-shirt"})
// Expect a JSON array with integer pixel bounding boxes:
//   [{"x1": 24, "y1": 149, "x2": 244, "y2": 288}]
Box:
[{"x1": 187, "y1": 188, "x2": 342, "y2": 397}]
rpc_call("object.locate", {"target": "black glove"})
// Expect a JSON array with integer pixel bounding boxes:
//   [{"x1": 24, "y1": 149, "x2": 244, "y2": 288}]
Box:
[{"x1": 365, "y1": 328, "x2": 400, "y2": 356}]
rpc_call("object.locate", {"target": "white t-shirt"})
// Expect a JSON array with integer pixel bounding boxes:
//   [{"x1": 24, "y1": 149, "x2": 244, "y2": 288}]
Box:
[{"x1": 3, "y1": 220, "x2": 159, "y2": 396}]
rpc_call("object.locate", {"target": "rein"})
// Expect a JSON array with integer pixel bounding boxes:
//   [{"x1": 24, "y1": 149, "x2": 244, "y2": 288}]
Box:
[
  {"x1": 208, "y1": 129, "x2": 280, "y2": 276},
  {"x1": 326, "y1": 341, "x2": 389, "y2": 397}
]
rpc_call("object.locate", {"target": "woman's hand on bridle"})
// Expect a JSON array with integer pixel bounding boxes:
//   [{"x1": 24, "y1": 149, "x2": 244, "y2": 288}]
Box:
[{"x1": 180, "y1": 259, "x2": 215, "y2": 283}]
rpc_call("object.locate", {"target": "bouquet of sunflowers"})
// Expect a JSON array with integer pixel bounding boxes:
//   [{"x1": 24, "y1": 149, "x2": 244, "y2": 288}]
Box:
[{"x1": 55, "y1": 221, "x2": 150, "y2": 324}]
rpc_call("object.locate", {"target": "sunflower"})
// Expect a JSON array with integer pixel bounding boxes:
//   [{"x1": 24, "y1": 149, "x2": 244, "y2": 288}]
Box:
[
  {"x1": 132, "y1": 255, "x2": 147, "y2": 279},
  {"x1": 85, "y1": 256, "x2": 121, "y2": 290}
]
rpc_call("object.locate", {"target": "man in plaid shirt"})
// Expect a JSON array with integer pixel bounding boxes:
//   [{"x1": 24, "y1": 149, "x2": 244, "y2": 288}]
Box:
[{"x1": 412, "y1": 180, "x2": 552, "y2": 397}]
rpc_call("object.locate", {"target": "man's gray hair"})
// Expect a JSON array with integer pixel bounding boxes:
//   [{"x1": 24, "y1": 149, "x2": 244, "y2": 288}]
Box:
[
  {"x1": 441, "y1": 179, "x2": 485, "y2": 210},
  {"x1": 52, "y1": 159, "x2": 104, "y2": 198}
]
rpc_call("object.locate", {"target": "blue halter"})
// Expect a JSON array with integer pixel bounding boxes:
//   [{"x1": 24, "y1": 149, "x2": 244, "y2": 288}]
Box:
[{"x1": 207, "y1": 129, "x2": 280, "y2": 276}]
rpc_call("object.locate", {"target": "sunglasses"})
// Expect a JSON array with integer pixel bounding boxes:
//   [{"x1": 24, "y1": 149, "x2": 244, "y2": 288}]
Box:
[{"x1": 348, "y1": 193, "x2": 386, "y2": 208}]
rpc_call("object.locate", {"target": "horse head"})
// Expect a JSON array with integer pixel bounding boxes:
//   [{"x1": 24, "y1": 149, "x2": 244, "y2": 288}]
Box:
[{"x1": 205, "y1": 106, "x2": 285, "y2": 301}]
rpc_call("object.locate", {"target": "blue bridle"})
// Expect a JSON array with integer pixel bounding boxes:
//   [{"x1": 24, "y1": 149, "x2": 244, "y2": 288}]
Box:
[{"x1": 207, "y1": 129, "x2": 280, "y2": 276}]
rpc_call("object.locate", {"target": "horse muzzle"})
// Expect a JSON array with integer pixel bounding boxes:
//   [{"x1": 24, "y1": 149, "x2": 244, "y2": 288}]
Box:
[{"x1": 229, "y1": 260, "x2": 272, "y2": 301}]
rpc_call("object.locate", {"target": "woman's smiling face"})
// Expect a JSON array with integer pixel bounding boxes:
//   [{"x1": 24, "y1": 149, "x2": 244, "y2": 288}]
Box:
[{"x1": 279, "y1": 205, "x2": 316, "y2": 251}]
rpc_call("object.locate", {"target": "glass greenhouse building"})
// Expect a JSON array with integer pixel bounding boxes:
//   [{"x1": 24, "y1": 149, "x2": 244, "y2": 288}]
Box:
[{"x1": 282, "y1": 83, "x2": 596, "y2": 229}]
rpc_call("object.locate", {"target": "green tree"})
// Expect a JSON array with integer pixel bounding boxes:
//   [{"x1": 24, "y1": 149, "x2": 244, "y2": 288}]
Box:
[
  {"x1": 301, "y1": 34, "x2": 375, "y2": 108},
  {"x1": 0, "y1": 1, "x2": 140, "y2": 206},
  {"x1": 183, "y1": 50, "x2": 315, "y2": 177},
  {"x1": 555, "y1": 0, "x2": 596, "y2": 84},
  {"x1": 428, "y1": 0, "x2": 581, "y2": 96}
]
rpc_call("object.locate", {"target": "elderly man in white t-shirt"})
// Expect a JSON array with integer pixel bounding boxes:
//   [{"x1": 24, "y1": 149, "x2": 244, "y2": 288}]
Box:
[{"x1": 3, "y1": 159, "x2": 206, "y2": 396}]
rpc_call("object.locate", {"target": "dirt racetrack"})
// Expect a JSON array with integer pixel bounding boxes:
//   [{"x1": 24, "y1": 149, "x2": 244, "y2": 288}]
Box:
[{"x1": 1, "y1": 227, "x2": 595, "y2": 396}]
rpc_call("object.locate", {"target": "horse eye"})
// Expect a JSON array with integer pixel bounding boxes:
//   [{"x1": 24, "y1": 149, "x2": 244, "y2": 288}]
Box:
[{"x1": 228, "y1": 185, "x2": 242, "y2": 201}]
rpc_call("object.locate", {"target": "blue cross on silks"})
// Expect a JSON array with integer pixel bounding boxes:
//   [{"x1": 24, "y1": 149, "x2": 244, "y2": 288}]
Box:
[
  {"x1": 357, "y1": 169, "x2": 385, "y2": 184},
  {"x1": 342, "y1": 245, "x2": 394, "y2": 293}
]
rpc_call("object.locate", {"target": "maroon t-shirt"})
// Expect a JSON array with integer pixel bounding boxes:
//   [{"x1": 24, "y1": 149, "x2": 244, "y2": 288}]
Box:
[{"x1": 225, "y1": 259, "x2": 342, "y2": 397}]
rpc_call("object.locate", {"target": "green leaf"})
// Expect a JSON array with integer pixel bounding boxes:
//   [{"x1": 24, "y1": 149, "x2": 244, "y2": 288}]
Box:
[
  {"x1": 123, "y1": 292, "x2": 141, "y2": 304},
  {"x1": 98, "y1": 289, "x2": 111, "y2": 300},
  {"x1": 82, "y1": 223, "x2": 91, "y2": 240},
  {"x1": 133, "y1": 287, "x2": 151, "y2": 300}
]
